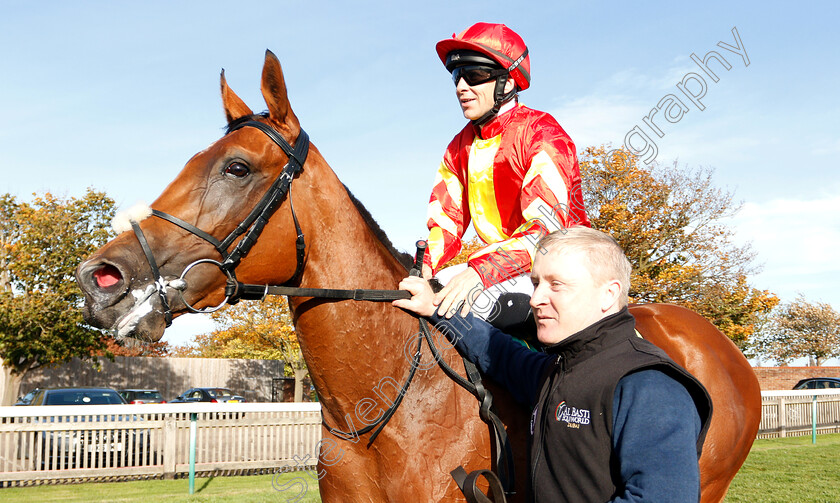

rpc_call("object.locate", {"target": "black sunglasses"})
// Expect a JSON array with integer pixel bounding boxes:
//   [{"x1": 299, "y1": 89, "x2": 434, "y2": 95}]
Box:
[{"x1": 451, "y1": 65, "x2": 507, "y2": 86}]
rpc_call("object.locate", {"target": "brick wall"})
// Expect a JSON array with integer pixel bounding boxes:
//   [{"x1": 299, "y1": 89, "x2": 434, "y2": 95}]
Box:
[{"x1": 753, "y1": 366, "x2": 840, "y2": 391}]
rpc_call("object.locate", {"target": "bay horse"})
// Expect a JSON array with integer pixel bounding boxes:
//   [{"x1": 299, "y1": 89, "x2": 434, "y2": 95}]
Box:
[{"x1": 76, "y1": 50, "x2": 760, "y2": 502}]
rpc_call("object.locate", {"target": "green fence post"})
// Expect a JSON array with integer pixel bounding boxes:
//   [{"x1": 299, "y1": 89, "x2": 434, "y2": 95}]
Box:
[{"x1": 189, "y1": 412, "x2": 197, "y2": 494}]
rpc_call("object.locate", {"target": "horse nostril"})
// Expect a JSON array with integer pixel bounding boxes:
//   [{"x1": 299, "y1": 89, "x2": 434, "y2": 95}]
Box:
[{"x1": 92, "y1": 264, "x2": 122, "y2": 289}]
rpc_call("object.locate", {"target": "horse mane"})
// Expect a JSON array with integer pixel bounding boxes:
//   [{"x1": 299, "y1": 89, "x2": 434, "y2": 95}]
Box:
[
  {"x1": 342, "y1": 184, "x2": 413, "y2": 271},
  {"x1": 224, "y1": 114, "x2": 413, "y2": 271}
]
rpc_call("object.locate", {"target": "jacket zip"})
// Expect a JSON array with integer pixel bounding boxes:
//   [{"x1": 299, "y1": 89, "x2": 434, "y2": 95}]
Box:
[{"x1": 531, "y1": 353, "x2": 566, "y2": 500}]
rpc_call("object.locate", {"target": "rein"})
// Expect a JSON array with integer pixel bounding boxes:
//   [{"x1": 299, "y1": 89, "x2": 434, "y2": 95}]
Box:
[{"x1": 126, "y1": 118, "x2": 514, "y2": 498}]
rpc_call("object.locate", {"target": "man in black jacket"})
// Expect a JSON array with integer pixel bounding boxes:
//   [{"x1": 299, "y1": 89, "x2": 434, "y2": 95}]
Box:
[{"x1": 394, "y1": 226, "x2": 711, "y2": 502}]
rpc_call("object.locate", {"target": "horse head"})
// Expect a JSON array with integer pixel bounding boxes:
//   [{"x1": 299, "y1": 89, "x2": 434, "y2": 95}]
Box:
[{"x1": 76, "y1": 50, "x2": 317, "y2": 341}]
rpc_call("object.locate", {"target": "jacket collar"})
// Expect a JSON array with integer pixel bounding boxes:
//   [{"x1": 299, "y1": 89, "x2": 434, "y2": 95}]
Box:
[
  {"x1": 472, "y1": 101, "x2": 520, "y2": 139},
  {"x1": 543, "y1": 307, "x2": 636, "y2": 364}
]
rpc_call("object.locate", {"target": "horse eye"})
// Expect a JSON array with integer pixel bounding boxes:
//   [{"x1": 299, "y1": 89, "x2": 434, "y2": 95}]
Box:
[{"x1": 224, "y1": 162, "x2": 250, "y2": 178}]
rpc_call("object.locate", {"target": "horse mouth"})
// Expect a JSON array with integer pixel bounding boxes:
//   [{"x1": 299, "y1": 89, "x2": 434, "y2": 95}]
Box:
[
  {"x1": 78, "y1": 256, "x2": 175, "y2": 341},
  {"x1": 78, "y1": 283, "x2": 167, "y2": 341},
  {"x1": 111, "y1": 284, "x2": 160, "y2": 339}
]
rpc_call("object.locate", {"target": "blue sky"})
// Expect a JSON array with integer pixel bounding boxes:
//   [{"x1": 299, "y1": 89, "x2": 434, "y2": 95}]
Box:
[{"x1": 2, "y1": 1, "x2": 838, "y2": 355}]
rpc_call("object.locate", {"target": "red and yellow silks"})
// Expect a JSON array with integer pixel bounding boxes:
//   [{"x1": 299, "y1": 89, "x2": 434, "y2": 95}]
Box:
[{"x1": 425, "y1": 104, "x2": 590, "y2": 287}]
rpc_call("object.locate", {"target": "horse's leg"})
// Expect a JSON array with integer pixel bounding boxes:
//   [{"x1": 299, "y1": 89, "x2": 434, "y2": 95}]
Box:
[
  {"x1": 313, "y1": 362, "x2": 531, "y2": 501},
  {"x1": 630, "y1": 304, "x2": 762, "y2": 503},
  {"x1": 315, "y1": 414, "x2": 485, "y2": 501},
  {"x1": 316, "y1": 437, "x2": 390, "y2": 502}
]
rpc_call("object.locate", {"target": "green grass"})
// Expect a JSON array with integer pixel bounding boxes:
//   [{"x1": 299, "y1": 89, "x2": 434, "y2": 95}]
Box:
[
  {"x1": 0, "y1": 471, "x2": 322, "y2": 502},
  {"x1": 3, "y1": 435, "x2": 839, "y2": 502},
  {"x1": 725, "y1": 433, "x2": 840, "y2": 502}
]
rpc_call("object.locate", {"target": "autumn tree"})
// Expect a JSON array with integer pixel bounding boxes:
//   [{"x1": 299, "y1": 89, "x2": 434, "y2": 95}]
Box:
[
  {"x1": 578, "y1": 146, "x2": 778, "y2": 348},
  {"x1": 751, "y1": 296, "x2": 840, "y2": 366},
  {"x1": 172, "y1": 296, "x2": 309, "y2": 401},
  {"x1": 441, "y1": 236, "x2": 484, "y2": 267},
  {"x1": 102, "y1": 336, "x2": 171, "y2": 357},
  {"x1": 0, "y1": 190, "x2": 116, "y2": 405}
]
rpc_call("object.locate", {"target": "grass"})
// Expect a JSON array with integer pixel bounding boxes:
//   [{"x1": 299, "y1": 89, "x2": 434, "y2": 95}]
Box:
[
  {"x1": 2, "y1": 435, "x2": 838, "y2": 502},
  {"x1": 724, "y1": 433, "x2": 840, "y2": 502},
  {"x1": 0, "y1": 471, "x2": 322, "y2": 502}
]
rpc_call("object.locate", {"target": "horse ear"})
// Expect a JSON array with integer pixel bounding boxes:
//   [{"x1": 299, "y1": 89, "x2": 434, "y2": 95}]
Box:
[
  {"x1": 220, "y1": 69, "x2": 253, "y2": 123},
  {"x1": 261, "y1": 49, "x2": 300, "y2": 132}
]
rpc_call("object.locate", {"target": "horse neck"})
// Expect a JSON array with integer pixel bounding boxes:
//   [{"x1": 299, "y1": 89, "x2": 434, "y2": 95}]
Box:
[{"x1": 288, "y1": 152, "x2": 417, "y2": 422}]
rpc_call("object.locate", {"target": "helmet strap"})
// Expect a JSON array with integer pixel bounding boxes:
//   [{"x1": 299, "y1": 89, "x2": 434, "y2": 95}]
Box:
[{"x1": 473, "y1": 75, "x2": 517, "y2": 127}]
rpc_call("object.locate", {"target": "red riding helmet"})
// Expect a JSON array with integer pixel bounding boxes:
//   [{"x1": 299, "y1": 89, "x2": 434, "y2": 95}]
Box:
[{"x1": 436, "y1": 22, "x2": 531, "y2": 91}]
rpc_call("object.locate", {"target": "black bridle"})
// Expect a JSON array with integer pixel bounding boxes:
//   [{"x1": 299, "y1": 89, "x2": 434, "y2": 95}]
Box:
[
  {"x1": 127, "y1": 119, "x2": 309, "y2": 326},
  {"x1": 125, "y1": 118, "x2": 514, "y2": 497}
]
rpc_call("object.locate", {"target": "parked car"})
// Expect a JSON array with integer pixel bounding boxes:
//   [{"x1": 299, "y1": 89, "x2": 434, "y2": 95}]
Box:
[
  {"x1": 14, "y1": 388, "x2": 40, "y2": 406},
  {"x1": 27, "y1": 387, "x2": 127, "y2": 405},
  {"x1": 119, "y1": 389, "x2": 167, "y2": 404},
  {"x1": 17, "y1": 387, "x2": 150, "y2": 469},
  {"x1": 793, "y1": 377, "x2": 840, "y2": 390},
  {"x1": 171, "y1": 387, "x2": 246, "y2": 403}
]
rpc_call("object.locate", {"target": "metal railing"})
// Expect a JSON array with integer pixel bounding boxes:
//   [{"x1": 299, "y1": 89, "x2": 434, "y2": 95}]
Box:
[
  {"x1": 758, "y1": 389, "x2": 840, "y2": 439},
  {"x1": 0, "y1": 402, "x2": 321, "y2": 487}
]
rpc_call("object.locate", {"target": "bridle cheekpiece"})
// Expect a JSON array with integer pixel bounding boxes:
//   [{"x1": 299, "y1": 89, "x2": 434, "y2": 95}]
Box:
[{"x1": 128, "y1": 118, "x2": 309, "y2": 324}]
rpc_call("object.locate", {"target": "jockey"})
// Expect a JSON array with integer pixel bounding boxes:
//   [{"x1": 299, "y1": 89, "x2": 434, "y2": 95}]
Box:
[{"x1": 423, "y1": 22, "x2": 590, "y2": 338}]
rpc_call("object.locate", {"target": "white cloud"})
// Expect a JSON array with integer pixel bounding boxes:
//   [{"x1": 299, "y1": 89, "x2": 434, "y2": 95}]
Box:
[
  {"x1": 729, "y1": 195, "x2": 840, "y2": 307},
  {"x1": 655, "y1": 127, "x2": 763, "y2": 166},
  {"x1": 550, "y1": 94, "x2": 648, "y2": 149},
  {"x1": 549, "y1": 61, "x2": 759, "y2": 166},
  {"x1": 547, "y1": 64, "x2": 702, "y2": 150}
]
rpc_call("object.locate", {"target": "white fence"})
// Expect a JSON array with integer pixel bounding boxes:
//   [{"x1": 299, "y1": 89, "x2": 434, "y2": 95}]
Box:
[
  {"x1": 4, "y1": 392, "x2": 839, "y2": 486},
  {"x1": 0, "y1": 402, "x2": 321, "y2": 487},
  {"x1": 758, "y1": 389, "x2": 840, "y2": 439}
]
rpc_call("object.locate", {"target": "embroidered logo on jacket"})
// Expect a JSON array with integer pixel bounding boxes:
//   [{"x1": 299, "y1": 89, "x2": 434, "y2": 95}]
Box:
[{"x1": 555, "y1": 400, "x2": 591, "y2": 428}]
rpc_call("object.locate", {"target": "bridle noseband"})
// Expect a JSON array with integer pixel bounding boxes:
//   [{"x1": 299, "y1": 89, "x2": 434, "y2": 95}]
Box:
[{"x1": 128, "y1": 119, "x2": 309, "y2": 324}]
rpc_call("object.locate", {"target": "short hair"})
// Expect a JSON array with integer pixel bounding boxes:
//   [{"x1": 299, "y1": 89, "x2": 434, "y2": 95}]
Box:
[{"x1": 535, "y1": 226, "x2": 632, "y2": 306}]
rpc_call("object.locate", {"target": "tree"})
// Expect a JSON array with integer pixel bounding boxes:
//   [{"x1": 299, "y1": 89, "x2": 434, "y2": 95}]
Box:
[
  {"x1": 102, "y1": 336, "x2": 171, "y2": 357},
  {"x1": 578, "y1": 146, "x2": 778, "y2": 348},
  {"x1": 441, "y1": 236, "x2": 484, "y2": 267},
  {"x1": 752, "y1": 296, "x2": 840, "y2": 366},
  {"x1": 172, "y1": 296, "x2": 309, "y2": 401},
  {"x1": 0, "y1": 190, "x2": 116, "y2": 405}
]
